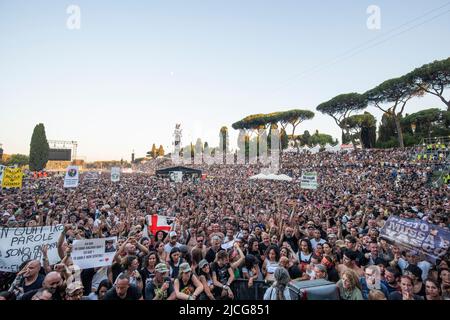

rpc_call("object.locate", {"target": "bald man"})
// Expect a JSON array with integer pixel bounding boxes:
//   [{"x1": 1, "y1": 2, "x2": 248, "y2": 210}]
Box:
[
  {"x1": 20, "y1": 271, "x2": 64, "y2": 300},
  {"x1": 14, "y1": 260, "x2": 45, "y2": 294}
]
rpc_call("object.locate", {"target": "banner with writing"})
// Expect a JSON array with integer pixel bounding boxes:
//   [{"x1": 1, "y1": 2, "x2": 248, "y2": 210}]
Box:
[
  {"x1": 0, "y1": 225, "x2": 64, "y2": 272},
  {"x1": 1, "y1": 167, "x2": 23, "y2": 189},
  {"x1": 84, "y1": 171, "x2": 100, "y2": 181},
  {"x1": 64, "y1": 165, "x2": 79, "y2": 188},
  {"x1": 71, "y1": 237, "x2": 117, "y2": 269},
  {"x1": 300, "y1": 171, "x2": 318, "y2": 190},
  {"x1": 380, "y1": 216, "x2": 450, "y2": 263},
  {"x1": 111, "y1": 167, "x2": 120, "y2": 182}
]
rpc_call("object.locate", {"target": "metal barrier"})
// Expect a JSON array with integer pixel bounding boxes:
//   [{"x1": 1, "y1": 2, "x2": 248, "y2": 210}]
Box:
[{"x1": 230, "y1": 279, "x2": 271, "y2": 300}]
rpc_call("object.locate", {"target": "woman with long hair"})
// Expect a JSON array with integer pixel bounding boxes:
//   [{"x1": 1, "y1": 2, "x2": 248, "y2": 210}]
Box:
[
  {"x1": 337, "y1": 269, "x2": 363, "y2": 300},
  {"x1": 262, "y1": 245, "x2": 280, "y2": 282},
  {"x1": 425, "y1": 278, "x2": 442, "y2": 300},
  {"x1": 155, "y1": 241, "x2": 168, "y2": 263},
  {"x1": 438, "y1": 268, "x2": 450, "y2": 300},
  {"x1": 196, "y1": 259, "x2": 216, "y2": 300},
  {"x1": 247, "y1": 238, "x2": 262, "y2": 266},
  {"x1": 263, "y1": 267, "x2": 293, "y2": 300},
  {"x1": 87, "y1": 280, "x2": 112, "y2": 300},
  {"x1": 298, "y1": 238, "x2": 313, "y2": 273},
  {"x1": 140, "y1": 251, "x2": 160, "y2": 286},
  {"x1": 168, "y1": 247, "x2": 185, "y2": 280}
]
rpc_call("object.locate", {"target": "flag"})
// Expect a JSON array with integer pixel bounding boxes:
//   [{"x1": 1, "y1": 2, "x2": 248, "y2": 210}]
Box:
[{"x1": 144, "y1": 214, "x2": 173, "y2": 236}]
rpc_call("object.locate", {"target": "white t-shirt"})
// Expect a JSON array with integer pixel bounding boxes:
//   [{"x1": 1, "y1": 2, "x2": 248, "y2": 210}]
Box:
[
  {"x1": 164, "y1": 242, "x2": 182, "y2": 254},
  {"x1": 310, "y1": 238, "x2": 326, "y2": 250}
]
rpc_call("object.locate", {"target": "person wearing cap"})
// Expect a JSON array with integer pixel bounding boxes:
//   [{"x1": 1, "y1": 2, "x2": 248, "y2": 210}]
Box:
[
  {"x1": 164, "y1": 231, "x2": 182, "y2": 254},
  {"x1": 65, "y1": 281, "x2": 85, "y2": 300},
  {"x1": 197, "y1": 259, "x2": 216, "y2": 300},
  {"x1": 174, "y1": 262, "x2": 203, "y2": 300},
  {"x1": 145, "y1": 263, "x2": 176, "y2": 300}
]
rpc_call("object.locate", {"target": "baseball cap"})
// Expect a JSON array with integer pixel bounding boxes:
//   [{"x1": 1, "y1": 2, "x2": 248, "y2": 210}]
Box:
[
  {"x1": 211, "y1": 235, "x2": 221, "y2": 241},
  {"x1": 155, "y1": 263, "x2": 169, "y2": 273},
  {"x1": 66, "y1": 281, "x2": 84, "y2": 295},
  {"x1": 327, "y1": 233, "x2": 337, "y2": 239},
  {"x1": 169, "y1": 231, "x2": 177, "y2": 238},
  {"x1": 199, "y1": 259, "x2": 209, "y2": 269},
  {"x1": 179, "y1": 262, "x2": 192, "y2": 274}
]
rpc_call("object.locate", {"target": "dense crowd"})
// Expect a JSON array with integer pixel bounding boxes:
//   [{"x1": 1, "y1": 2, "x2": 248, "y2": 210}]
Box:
[{"x1": 0, "y1": 148, "x2": 449, "y2": 301}]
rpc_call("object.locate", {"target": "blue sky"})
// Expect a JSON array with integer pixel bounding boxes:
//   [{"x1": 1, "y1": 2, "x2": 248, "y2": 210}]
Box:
[{"x1": 1, "y1": 0, "x2": 450, "y2": 161}]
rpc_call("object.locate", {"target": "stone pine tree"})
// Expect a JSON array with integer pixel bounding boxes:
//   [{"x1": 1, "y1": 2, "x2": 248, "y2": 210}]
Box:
[
  {"x1": 158, "y1": 145, "x2": 165, "y2": 157},
  {"x1": 29, "y1": 123, "x2": 49, "y2": 171}
]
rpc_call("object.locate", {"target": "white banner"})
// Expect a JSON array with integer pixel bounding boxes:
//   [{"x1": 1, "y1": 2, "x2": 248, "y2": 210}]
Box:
[
  {"x1": 84, "y1": 171, "x2": 100, "y2": 181},
  {"x1": 71, "y1": 237, "x2": 117, "y2": 269},
  {"x1": 0, "y1": 225, "x2": 64, "y2": 272},
  {"x1": 111, "y1": 167, "x2": 121, "y2": 182},
  {"x1": 301, "y1": 171, "x2": 318, "y2": 190},
  {"x1": 64, "y1": 165, "x2": 79, "y2": 188},
  {"x1": 170, "y1": 171, "x2": 183, "y2": 183}
]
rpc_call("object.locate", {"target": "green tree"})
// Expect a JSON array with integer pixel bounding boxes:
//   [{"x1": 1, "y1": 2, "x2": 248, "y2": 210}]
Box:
[
  {"x1": 406, "y1": 57, "x2": 450, "y2": 111},
  {"x1": 377, "y1": 112, "x2": 399, "y2": 144},
  {"x1": 29, "y1": 123, "x2": 49, "y2": 171},
  {"x1": 5, "y1": 154, "x2": 29, "y2": 167},
  {"x1": 280, "y1": 129, "x2": 288, "y2": 150},
  {"x1": 300, "y1": 130, "x2": 311, "y2": 146},
  {"x1": 402, "y1": 108, "x2": 450, "y2": 139},
  {"x1": 316, "y1": 93, "x2": 368, "y2": 144},
  {"x1": 309, "y1": 131, "x2": 335, "y2": 146},
  {"x1": 365, "y1": 76, "x2": 423, "y2": 148},
  {"x1": 342, "y1": 112, "x2": 376, "y2": 149},
  {"x1": 282, "y1": 109, "x2": 315, "y2": 138}
]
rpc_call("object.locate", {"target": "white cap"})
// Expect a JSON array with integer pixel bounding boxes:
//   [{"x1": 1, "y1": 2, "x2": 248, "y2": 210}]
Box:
[
  {"x1": 169, "y1": 231, "x2": 177, "y2": 238},
  {"x1": 3, "y1": 212, "x2": 11, "y2": 217}
]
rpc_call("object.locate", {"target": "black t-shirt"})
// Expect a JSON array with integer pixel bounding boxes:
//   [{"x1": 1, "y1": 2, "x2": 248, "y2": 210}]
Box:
[
  {"x1": 287, "y1": 264, "x2": 302, "y2": 280},
  {"x1": 205, "y1": 247, "x2": 224, "y2": 263},
  {"x1": 259, "y1": 242, "x2": 269, "y2": 256},
  {"x1": 145, "y1": 276, "x2": 174, "y2": 300},
  {"x1": 178, "y1": 274, "x2": 196, "y2": 296},
  {"x1": 103, "y1": 284, "x2": 142, "y2": 300},
  {"x1": 211, "y1": 262, "x2": 231, "y2": 285},
  {"x1": 23, "y1": 274, "x2": 45, "y2": 293}
]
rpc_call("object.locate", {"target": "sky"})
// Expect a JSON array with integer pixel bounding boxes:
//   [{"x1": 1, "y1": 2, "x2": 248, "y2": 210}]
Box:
[{"x1": 1, "y1": 0, "x2": 450, "y2": 161}]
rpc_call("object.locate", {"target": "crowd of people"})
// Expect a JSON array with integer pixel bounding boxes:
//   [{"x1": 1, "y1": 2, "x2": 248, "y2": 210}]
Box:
[{"x1": 0, "y1": 148, "x2": 449, "y2": 301}]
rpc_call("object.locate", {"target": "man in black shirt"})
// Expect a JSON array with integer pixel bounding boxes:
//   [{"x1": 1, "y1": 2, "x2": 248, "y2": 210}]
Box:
[
  {"x1": 280, "y1": 227, "x2": 299, "y2": 253},
  {"x1": 20, "y1": 271, "x2": 64, "y2": 300},
  {"x1": 104, "y1": 274, "x2": 142, "y2": 300},
  {"x1": 205, "y1": 235, "x2": 224, "y2": 263},
  {"x1": 145, "y1": 263, "x2": 176, "y2": 300}
]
